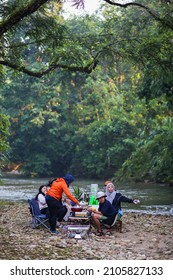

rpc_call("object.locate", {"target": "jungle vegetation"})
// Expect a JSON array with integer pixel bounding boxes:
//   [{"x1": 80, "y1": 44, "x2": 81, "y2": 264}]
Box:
[{"x1": 0, "y1": 0, "x2": 173, "y2": 183}]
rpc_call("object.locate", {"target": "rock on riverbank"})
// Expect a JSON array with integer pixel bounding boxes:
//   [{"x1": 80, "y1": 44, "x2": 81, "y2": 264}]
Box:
[{"x1": 0, "y1": 201, "x2": 172, "y2": 260}]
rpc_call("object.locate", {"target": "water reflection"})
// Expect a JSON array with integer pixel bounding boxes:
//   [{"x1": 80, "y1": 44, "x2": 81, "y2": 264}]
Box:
[{"x1": 0, "y1": 174, "x2": 173, "y2": 215}]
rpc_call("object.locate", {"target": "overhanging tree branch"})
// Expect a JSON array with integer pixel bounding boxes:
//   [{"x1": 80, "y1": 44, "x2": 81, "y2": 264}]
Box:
[
  {"x1": 0, "y1": 59, "x2": 98, "y2": 77},
  {"x1": 0, "y1": 0, "x2": 172, "y2": 77},
  {"x1": 104, "y1": 0, "x2": 173, "y2": 30},
  {"x1": 0, "y1": 0, "x2": 50, "y2": 37}
]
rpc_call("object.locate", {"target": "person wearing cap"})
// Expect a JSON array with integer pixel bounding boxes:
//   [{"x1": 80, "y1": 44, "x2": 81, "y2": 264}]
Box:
[
  {"x1": 88, "y1": 191, "x2": 117, "y2": 236},
  {"x1": 105, "y1": 182, "x2": 140, "y2": 215},
  {"x1": 45, "y1": 174, "x2": 81, "y2": 234}
]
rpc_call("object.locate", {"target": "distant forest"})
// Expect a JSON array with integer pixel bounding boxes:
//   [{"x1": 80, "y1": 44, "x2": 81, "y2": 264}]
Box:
[{"x1": 0, "y1": 1, "x2": 173, "y2": 184}]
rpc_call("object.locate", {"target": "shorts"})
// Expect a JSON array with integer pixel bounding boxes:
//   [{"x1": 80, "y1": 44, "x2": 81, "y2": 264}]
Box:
[{"x1": 100, "y1": 215, "x2": 116, "y2": 226}]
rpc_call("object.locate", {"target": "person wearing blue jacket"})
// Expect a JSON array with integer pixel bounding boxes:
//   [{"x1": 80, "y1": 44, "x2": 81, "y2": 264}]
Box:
[{"x1": 88, "y1": 191, "x2": 117, "y2": 236}]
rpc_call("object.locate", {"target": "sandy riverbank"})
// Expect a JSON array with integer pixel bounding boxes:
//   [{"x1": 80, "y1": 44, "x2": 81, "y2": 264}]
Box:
[{"x1": 0, "y1": 201, "x2": 172, "y2": 260}]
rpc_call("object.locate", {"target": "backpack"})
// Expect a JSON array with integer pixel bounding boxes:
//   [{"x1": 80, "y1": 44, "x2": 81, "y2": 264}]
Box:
[{"x1": 46, "y1": 177, "x2": 57, "y2": 188}]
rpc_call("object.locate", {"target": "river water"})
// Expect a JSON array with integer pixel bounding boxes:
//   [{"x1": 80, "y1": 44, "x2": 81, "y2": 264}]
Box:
[{"x1": 0, "y1": 173, "x2": 173, "y2": 215}]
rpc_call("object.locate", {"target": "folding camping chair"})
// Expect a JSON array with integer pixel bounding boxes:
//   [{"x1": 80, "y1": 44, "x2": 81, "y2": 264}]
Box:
[{"x1": 28, "y1": 198, "x2": 49, "y2": 231}]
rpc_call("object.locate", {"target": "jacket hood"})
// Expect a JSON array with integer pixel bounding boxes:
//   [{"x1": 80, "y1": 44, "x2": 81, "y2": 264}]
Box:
[{"x1": 63, "y1": 174, "x2": 74, "y2": 185}]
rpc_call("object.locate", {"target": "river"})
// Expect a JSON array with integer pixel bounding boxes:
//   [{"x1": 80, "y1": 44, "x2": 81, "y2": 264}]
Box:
[{"x1": 0, "y1": 173, "x2": 173, "y2": 215}]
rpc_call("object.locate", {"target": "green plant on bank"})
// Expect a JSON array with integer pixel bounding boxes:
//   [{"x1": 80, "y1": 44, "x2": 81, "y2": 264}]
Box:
[{"x1": 72, "y1": 186, "x2": 83, "y2": 200}]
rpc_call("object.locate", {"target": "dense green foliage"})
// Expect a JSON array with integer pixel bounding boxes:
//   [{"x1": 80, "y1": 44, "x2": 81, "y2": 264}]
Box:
[
  {"x1": 0, "y1": 114, "x2": 10, "y2": 170},
  {"x1": 0, "y1": 1, "x2": 173, "y2": 183}
]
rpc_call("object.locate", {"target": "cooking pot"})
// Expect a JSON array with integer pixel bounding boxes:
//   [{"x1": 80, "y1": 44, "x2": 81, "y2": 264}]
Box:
[{"x1": 71, "y1": 206, "x2": 83, "y2": 212}]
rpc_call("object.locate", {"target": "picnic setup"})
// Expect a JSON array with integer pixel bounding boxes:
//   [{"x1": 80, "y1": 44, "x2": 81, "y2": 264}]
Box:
[{"x1": 28, "y1": 181, "x2": 123, "y2": 239}]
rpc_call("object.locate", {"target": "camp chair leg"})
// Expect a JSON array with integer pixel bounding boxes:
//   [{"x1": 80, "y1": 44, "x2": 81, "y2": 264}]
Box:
[
  {"x1": 31, "y1": 217, "x2": 40, "y2": 228},
  {"x1": 31, "y1": 218, "x2": 37, "y2": 228}
]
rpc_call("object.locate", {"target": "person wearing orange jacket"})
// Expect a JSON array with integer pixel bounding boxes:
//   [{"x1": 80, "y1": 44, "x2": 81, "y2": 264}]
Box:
[{"x1": 45, "y1": 174, "x2": 80, "y2": 234}]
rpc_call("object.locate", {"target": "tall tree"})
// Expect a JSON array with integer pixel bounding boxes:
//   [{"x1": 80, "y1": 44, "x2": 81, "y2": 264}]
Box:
[
  {"x1": 0, "y1": 114, "x2": 10, "y2": 170},
  {"x1": 1, "y1": 2, "x2": 173, "y2": 182}
]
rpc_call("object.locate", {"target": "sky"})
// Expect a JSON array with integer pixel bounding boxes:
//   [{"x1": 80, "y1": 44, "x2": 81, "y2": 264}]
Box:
[{"x1": 63, "y1": 0, "x2": 101, "y2": 18}]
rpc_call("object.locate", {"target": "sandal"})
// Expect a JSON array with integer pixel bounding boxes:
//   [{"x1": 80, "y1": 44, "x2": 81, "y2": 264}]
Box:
[{"x1": 105, "y1": 229, "x2": 111, "y2": 236}]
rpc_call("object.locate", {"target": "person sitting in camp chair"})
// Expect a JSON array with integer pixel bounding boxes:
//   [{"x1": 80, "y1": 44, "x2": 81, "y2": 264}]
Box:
[
  {"x1": 88, "y1": 191, "x2": 117, "y2": 236},
  {"x1": 28, "y1": 198, "x2": 50, "y2": 231},
  {"x1": 35, "y1": 185, "x2": 49, "y2": 216}
]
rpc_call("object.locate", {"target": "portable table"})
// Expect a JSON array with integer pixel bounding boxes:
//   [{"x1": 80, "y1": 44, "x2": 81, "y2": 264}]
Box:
[{"x1": 68, "y1": 211, "x2": 91, "y2": 225}]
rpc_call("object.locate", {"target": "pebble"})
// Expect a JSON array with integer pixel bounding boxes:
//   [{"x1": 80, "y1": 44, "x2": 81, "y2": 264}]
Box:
[
  {"x1": 151, "y1": 238, "x2": 158, "y2": 242},
  {"x1": 165, "y1": 251, "x2": 172, "y2": 255},
  {"x1": 1, "y1": 203, "x2": 173, "y2": 260}
]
